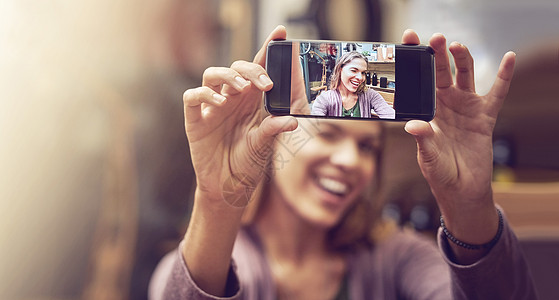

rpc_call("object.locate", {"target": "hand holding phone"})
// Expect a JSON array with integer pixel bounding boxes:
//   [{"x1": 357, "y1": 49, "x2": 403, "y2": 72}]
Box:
[
  {"x1": 403, "y1": 31, "x2": 517, "y2": 263},
  {"x1": 265, "y1": 39, "x2": 435, "y2": 121}
]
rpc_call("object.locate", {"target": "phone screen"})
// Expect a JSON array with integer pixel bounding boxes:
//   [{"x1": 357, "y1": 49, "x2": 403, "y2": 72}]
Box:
[{"x1": 265, "y1": 40, "x2": 435, "y2": 121}]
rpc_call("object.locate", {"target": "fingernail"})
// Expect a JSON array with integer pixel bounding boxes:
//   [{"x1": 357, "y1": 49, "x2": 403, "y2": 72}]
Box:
[
  {"x1": 213, "y1": 93, "x2": 226, "y2": 104},
  {"x1": 452, "y1": 41, "x2": 463, "y2": 47},
  {"x1": 234, "y1": 76, "x2": 249, "y2": 89},
  {"x1": 258, "y1": 74, "x2": 273, "y2": 87}
]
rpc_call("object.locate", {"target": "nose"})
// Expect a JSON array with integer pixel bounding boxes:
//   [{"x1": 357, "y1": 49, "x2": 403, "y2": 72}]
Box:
[
  {"x1": 330, "y1": 139, "x2": 360, "y2": 170},
  {"x1": 355, "y1": 72, "x2": 363, "y2": 81}
]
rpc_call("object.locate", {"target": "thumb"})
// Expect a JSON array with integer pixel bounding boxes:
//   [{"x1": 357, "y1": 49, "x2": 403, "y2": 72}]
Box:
[
  {"x1": 405, "y1": 120, "x2": 438, "y2": 164},
  {"x1": 236, "y1": 116, "x2": 297, "y2": 186},
  {"x1": 257, "y1": 115, "x2": 298, "y2": 142},
  {"x1": 250, "y1": 115, "x2": 298, "y2": 160},
  {"x1": 253, "y1": 25, "x2": 287, "y2": 67}
]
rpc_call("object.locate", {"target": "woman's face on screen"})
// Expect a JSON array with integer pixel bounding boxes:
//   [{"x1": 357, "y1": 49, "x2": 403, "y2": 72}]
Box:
[
  {"x1": 340, "y1": 58, "x2": 367, "y2": 93},
  {"x1": 270, "y1": 119, "x2": 381, "y2": 228}
]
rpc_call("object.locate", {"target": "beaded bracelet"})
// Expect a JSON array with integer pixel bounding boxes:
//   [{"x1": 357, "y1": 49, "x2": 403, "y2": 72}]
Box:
[{"x1": 440, "y1": 209, "x2": 503, "y2": 250}]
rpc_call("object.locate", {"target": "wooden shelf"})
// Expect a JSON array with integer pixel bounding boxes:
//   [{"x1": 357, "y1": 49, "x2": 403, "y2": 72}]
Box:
[
  {"x1": 493, "y1": 181, "x2": 559, "y2": 239},
  {"x1": 368, "y1": 85, "x2": 394, "y2": 93}
]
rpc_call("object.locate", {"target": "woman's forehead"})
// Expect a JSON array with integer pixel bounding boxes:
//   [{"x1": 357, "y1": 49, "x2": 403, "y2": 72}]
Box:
[{"x1": 344, "y1": 58, "x2": 367, "y2": 69}]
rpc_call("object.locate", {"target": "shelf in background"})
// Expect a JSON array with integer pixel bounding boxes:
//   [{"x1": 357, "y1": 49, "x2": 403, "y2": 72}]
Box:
[{"x1": 493, "y1": 180, "x2": 559, "y2": 239}]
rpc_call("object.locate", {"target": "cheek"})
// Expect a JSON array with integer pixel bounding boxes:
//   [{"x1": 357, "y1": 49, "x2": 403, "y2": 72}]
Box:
[
  {"x1": 339, "y1": 68, "x2": 349, "y2": 79},
  {"x1": 272, "y1": 138, "x2": 314, "y2": 181},
  {"x1": 272, "y1": 146, "x2": 298, "y2": 182},
  {"x1": 366, "y1": 159, "x2": 377, "y2": 176},
  {"x1": 357, "y1": 159, "x2": 377, "y2": 188}
]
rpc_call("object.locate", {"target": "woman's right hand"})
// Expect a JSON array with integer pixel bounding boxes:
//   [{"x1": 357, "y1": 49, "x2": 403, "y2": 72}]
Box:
[
  {"x1": 180, "y1": 26, "x2": 301, "y2": 297},
  {"x1": 182, "y1": 25, "x2": 297, "y2": 208}
]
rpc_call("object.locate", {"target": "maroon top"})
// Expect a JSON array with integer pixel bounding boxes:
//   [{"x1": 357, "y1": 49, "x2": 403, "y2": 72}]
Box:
[{"x1": 149, "y1": 216, "x2": 537, "y2": 300}]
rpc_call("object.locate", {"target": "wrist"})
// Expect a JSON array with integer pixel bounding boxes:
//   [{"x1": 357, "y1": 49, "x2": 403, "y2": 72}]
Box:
[
  {"x1": 183, "y1": 190, "x2": 245, "y2": 298},
  {"x1": 441, "y1": 204, "x2": 499, "y2": 244},
  {"x1": 194, "y1": 187, "x2": 248, "y2": 214},
  {"x1": 441, "y1": 208, "x2": 503, "y2": 250}
]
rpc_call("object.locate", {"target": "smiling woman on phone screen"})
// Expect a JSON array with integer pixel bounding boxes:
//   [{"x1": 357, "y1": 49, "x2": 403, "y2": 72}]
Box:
[{"x1": 311, "y1": 51, "x2": 395, "y2": 119}]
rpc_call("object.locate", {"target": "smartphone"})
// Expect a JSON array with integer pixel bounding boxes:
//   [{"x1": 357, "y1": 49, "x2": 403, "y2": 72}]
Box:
[{"x1": 265, "y1": 39, "x2": 435, "y2": 121}]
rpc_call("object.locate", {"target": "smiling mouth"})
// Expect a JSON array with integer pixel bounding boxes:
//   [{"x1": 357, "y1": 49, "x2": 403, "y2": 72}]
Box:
[
  {"x1": 317, "y1": 177, "x2": 350, "y2": 197},
  {"x1": 350, "y1": 79, "x2": 361, "y2": 89}
]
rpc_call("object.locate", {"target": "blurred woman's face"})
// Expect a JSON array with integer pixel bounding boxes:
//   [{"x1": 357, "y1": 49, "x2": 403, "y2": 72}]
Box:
[
  {"x1": 271, "y1": 119, "x2": 381, "y2": 228},
  {"x1": 339, "y1": 58, "x2": 367, "y2": 93}
]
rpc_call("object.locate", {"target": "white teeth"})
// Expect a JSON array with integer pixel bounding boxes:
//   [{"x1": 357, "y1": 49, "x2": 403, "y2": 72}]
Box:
[{"x1": 318, "y1": 177, "x2": 348, "y2": 195}]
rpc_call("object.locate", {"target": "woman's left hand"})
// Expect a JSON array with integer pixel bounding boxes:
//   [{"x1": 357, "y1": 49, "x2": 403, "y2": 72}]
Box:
[{"x1": 402, "y1": 30, "x2": 516, "y2": 263}]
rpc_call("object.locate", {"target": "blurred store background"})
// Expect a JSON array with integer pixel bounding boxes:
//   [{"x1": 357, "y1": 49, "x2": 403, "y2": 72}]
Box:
[{"x1": 0, "y1": 0, "x2": 557, "y2": 299}]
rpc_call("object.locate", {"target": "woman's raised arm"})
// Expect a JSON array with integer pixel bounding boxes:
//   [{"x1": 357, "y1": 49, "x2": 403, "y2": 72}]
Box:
[{"x1": 181, "y1": 25, "x2": 297, "y2": 297}]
